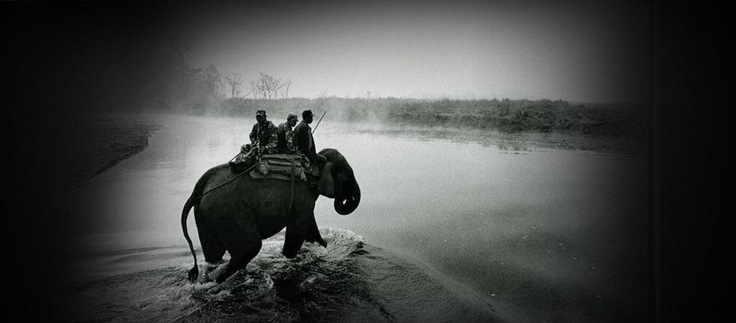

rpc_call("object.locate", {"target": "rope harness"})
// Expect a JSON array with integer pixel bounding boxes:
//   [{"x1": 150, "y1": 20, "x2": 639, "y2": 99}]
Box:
[
  {"x1": 200, "y1": 156, "x2": 301, "y2": 215},
  {"x1": 201, "y1": 164, "x2": 256, "y2": 198}
]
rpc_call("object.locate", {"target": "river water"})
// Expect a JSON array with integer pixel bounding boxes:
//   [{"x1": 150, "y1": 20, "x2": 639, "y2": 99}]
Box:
[{"x1": 64, "y1": 113, "x2": 650, "y2": 322}]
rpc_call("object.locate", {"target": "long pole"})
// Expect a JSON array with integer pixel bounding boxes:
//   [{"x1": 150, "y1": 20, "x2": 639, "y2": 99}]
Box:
[{"x1": 312, "y1": 110, "x2": 327, "y2": 134}]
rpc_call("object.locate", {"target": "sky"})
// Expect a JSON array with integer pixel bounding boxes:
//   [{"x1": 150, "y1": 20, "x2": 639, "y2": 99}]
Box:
[{"x1": 172, "y1": 0, "x2": 649, "y2": 103}]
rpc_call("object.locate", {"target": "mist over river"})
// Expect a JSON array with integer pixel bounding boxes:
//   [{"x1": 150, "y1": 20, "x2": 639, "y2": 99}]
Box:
[{"x1": 63, "y1": 113, "x2": 650, "y2": 322}]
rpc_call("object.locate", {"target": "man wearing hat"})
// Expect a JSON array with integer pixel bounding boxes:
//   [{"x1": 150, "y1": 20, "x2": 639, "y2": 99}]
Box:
[
  {"x1": 276, "y1": 113, "x2": 299, "y2": 154},
  {"x1": 249, "y1": 109, "x2": 278, "y2": 154},
  {"x1": 229, "y1": 109, "x2": 279, "y2": 173},
  {"x1": 294, "y1": 110, "x2": 327, "y2": 174}
]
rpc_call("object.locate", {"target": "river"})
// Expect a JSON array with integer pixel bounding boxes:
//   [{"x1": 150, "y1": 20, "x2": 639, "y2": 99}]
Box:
[{"x1": 64, "y1": 113, "x2": 650, "y2": 322}]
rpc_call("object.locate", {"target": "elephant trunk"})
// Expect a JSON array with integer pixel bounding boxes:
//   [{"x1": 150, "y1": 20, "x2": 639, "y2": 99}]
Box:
[{"x1": 334, "y1": 181, "x2": 361, "y2": 215}]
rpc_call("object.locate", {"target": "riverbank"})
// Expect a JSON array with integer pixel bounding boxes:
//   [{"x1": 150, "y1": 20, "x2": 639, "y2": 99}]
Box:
[
  {"x1": 205, "y1": 98, "x2": 648, "y2": 155},
  {"x1": 213, "y1": 97, "x2": 646, "y2": 139},
  {"x1": 67, "y1": 115, "x2": 162, "y2": 186}
]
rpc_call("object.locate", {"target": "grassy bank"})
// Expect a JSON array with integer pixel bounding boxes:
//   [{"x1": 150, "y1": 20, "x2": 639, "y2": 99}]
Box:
[
  {"x1": 193, "y1": 97, "x2": 645, "y2": 137},
  {"x1": 190, "y1": 97, "x2": 647, "y2": 153},
  {"x1": 65, "y1": 117, "x2": 162, "y2": 186}
]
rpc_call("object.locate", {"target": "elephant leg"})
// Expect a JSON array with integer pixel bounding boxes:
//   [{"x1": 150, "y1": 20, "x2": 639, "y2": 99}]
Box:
[
  {"x1": 282, "y1": 219, "x2": 308, "y2": 258},
  {"x1": 304, "y1": 214, "x2": 327, "y2": 248},
  {"x1": 198, "y1": 227, "x2": 226, "y2": 264},
  {"x1": 195, "y1": 212, "x2": 226, "y2": 264},
  {"x1": 215, "y1": 227, "x2": 262, "y2": 283}
]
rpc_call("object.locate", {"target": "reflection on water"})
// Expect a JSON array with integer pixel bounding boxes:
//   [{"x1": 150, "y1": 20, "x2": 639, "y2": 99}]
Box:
[
  {"x1": 352, "y1": 128, "x2": 538, "y2": 153},
  {"x1": 70, "y1": 114, "x2": 650, "y2": 322},
  {"x1": 352, "y1": 124, "x2": 643, "y2": 156}
]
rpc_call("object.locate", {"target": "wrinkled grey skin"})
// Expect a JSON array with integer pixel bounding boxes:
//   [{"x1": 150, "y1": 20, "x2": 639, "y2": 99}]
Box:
[{"x1": 182, "y1": 148, "x2": 361, "y2": 283}]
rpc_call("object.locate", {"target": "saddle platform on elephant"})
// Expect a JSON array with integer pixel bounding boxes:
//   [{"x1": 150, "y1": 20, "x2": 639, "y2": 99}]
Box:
[{"x1": 249, "y1": 154, "x2": 308, "y2": 182}]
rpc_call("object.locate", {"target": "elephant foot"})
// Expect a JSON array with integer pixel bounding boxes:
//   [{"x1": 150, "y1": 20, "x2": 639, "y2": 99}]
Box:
[
  {"x1": 319, "y1": 238, "x2": 328, "y2": 248},
  {"x1": 315, "y1": 238, "x2": 327, "y2": 248},
  {"x1": 214, "y1": 264, "x2": 239, "y2": 283},
  {"x1": 215, "y1": 271, "x2": 232, "y2": 283},
  {"x1": 306, "y1": 237, "x2": 327, "y2": 248},
  {"x1": 282, "y1": 249, "x2": 298, "y2": 259},
  {"x1": 201, "y1": 264, "x2": 219, "y2": 282}
]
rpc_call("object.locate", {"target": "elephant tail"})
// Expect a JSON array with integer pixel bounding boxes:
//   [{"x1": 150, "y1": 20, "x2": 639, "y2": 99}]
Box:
[{"x1": 182, "y1": 193, "x2": 199, "y2": 282}]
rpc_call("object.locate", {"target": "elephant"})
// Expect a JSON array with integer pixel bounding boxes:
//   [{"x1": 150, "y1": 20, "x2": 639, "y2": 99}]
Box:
[{"x1": 181, "y1": 148, "x2": 361, "y2": 283}]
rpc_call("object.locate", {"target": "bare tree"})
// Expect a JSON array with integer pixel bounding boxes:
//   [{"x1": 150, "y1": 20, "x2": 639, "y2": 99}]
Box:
[
  {"x1": 260, "y1": 72, "x2": 273, "y2": 99},
  {"x1": 224, "y1": 72, "x2": 244, "y2": 98},
  {"x1": 282, "y1": 78, "x2": 292, "y2": 99},
  {"x1": 243, "y1": 72, "x2": 292, "y2": 99},
  {"x1": 264, "y1": 72, "x2": 281, "y2": 99},
  {"x1": 251, "y1": 72, "x2": 281, "y2": 99},
  {"x1": 247, "y1": 80, "x2": 259, "y2": 99}
]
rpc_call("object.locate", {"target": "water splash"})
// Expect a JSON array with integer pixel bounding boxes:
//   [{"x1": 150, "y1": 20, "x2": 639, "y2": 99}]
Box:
[{"x1": 64, "y1": 228, "x2": 502, "y2": 322}]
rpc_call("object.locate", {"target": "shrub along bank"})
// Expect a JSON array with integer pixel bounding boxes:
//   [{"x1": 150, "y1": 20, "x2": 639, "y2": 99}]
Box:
[{"x1": 201, "y1": 97, "x2": 646, "y2": 139}]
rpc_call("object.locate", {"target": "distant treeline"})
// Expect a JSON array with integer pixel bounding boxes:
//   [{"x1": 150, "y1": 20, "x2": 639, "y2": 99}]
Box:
[
  {"x1": 97, "y1": 39, "x2": 645, "y2": 139},
  {"x1": 42, "y1": 31, "x2": 645, "y2": 139},
  {"x1": 162, "y1": 97, "x2": 646, "y2": 138}
]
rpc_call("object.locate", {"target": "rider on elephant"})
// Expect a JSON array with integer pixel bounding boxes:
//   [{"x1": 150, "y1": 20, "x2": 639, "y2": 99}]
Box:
[
  {"x1": 276, "y1": 113, "x2": 299, "y2": 155},
  {"x1": 249, "y1": 109, "x2": 278, "y2": 155},
  {"x1": 293, "y1": 110, "x2": 327, "y2": 177},
  {"x1": 229, "y1": 110, "x2": 279, "y2": 173}
]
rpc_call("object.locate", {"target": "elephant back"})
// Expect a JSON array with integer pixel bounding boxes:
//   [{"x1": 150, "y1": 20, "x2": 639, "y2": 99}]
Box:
[
  {"x1": 249, "y1": 154, "x2": 308, "y2": 182},
  {"x1": 199, "y1": 164, "x2": 246, "y2": 196}
]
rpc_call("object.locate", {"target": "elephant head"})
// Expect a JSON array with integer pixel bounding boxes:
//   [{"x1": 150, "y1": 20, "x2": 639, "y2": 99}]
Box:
[{"x1": 317, "y1": 148, "x2": 361, "y2": 215}]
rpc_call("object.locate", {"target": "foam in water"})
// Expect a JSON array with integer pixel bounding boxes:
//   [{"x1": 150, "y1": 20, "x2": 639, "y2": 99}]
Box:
[{"x1": 64, "y1": 227, "x2": 502, "y2": 322}]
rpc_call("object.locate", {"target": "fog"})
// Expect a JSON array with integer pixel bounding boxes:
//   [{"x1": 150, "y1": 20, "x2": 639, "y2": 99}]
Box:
[
  {"x1": 180, "y1": 0, "x2": 649, "y2": 103},
  {"x1": 17, "y1": 0, "x2": 649, "y2": 121}
]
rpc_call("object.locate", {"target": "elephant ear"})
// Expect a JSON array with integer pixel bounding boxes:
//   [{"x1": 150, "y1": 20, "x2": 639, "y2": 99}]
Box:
[{"x1": 317, "y1": 161, "x2": 335, "y2": 198}]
